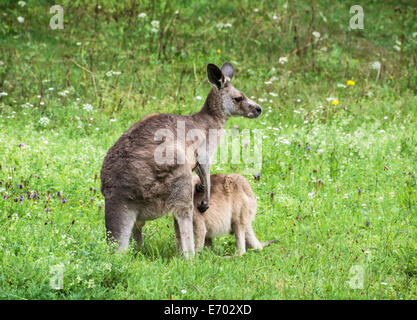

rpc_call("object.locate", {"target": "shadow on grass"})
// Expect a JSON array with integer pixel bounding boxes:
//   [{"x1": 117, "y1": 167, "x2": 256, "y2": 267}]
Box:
[{"x1": 131, "y1": 236, "x2": 280, "y2": 262}]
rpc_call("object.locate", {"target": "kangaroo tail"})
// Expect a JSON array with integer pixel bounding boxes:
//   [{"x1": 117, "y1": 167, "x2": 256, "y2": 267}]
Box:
[{"x1": 262, "y1": 239, "x2": 278, "y2": 248}]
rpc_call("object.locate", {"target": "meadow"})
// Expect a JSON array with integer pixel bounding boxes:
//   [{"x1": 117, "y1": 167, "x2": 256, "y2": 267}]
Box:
[{"x1": 0, "y1": 0, "x2": 416, "y2": 299}]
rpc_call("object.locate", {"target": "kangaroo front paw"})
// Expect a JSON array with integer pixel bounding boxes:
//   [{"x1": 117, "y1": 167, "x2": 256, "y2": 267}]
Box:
[
  {"x1": 195, "y1": 183, "x2": 204, "y2": 193},
  {"x1": 197, "y1": 201, "x2": 209, "y2": 213}
]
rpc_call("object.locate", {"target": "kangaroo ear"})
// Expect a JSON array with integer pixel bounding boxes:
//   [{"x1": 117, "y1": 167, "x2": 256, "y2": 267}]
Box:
[
  {"x1": 221, "y1": 62, "x2": 234, "y2": 80},
  {"x1": 207, "y1": 63, "x2": 225, "y2": 89}
]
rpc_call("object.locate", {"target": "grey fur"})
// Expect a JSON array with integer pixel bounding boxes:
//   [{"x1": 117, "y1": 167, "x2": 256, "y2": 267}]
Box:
[{"x1": 100, "y1": 63, "x2": 262, "y2": 256}]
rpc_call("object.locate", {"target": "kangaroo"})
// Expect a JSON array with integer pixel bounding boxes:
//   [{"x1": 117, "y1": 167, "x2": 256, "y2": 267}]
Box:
[
  {"x1": 100, "y1": 62, "x2": 262, "y2": 256},
  {"x1": 185, "y1": 174, "x2": 277, "y2": 256}
]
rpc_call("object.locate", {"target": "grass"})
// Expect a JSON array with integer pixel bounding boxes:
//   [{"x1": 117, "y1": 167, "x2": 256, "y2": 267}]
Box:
[{"x1": 0, "y1": 0, "x2": 416, "y2": 299}]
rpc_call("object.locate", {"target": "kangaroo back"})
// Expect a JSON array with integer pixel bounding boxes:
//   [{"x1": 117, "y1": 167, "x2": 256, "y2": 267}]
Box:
[{"x1": 223, "y1": 174, "x2": 255, "y2": 199}]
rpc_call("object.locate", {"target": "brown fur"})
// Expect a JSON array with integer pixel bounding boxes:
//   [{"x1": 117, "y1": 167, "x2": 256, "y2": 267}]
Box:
[
  {"x1": 100, "y1": 63, "x2": 262, "y2": 256},
  {"x1": 185, "y1": 174, "x2": 276, "y2": 256}
]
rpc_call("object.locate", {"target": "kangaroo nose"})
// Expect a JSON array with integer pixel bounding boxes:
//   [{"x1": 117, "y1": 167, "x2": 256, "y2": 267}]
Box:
[{"x1": 255, "y1": 106, "x2": 262, "y2": 114}]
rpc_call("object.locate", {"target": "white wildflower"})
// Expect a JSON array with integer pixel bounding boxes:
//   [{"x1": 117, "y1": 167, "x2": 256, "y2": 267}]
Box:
[
  {"x1": 18, "y1": 1, "x2": 26, "y2": 7},
  {"x1": 105, "y1": 70, "x2": 121, "y2": 77},
  {"x1": 337, "y1": 83, "x2": 347, "y2": 88},
  {"x1": 83, "y1": 103, "x2": 93, "y2": 112},
  {"x1": 58, "y1": 90, "x2": 70, "y2": 97},
  {"x1": 38, "y1": 117, "x2": 50, "y2": 127},
  {"x1": 277, "y1": 137, "x2": 290, "y2": 145},
  {"x1": 21, "y1": 102, "x2": 33, "y2": 108},
  {"x1": 151, "y1": 20, "x2": 160, "y2": 28},
  {"x1": 17, "y1": 16, "x2": 25, "y2": 23},
  {"x1": 138, "y1": 13, "x2": 147, "y2": 19},
  {"x1": 103, "y1": 263, "x2": 112, "y2": 272},
  {"x1": 312, "y1": 31, "x2": 321, "y2": 38},
  {"x1": 279, "y1": 57, "x2": 288, "y2": 65},
  {"x1": 371, "y1": 61, "x2": 381, "y2": 71},
  {"x1": 0, "y1": 92, "x2": 8, "y2": 97},
  {"x1": 326, "y1": 97, "x2": 337, "y2": 102},
  {"x1": 87, "y1": 279, "x2": 95, "y2": 288},
  {"x1": 181, "y1": 289, "x2": 187, "y2": 294},
  {"x1": 393, "y1": 45, "x2": 401, "y2": 52}
]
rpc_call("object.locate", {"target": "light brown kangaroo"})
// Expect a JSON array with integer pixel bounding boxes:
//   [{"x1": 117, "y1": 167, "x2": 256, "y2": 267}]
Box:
[
  {"x1": 100, "y1": 63, "x2": 262, "y2": 256},
  {"x1": 183, "y1": 174, "x2": 277, "y2": 256}
]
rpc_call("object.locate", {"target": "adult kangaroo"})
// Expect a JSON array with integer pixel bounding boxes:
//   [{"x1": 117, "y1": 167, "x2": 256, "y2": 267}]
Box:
[{"x1": 100, "y1": 62, "x2": 262, "y2": 257}]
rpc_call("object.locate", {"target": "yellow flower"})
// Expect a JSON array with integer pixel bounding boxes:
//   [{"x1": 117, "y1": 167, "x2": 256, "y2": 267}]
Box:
[
  {"x1": 331, "y1": 99, "x2": 339, "y2": 105},
  {"x1": 217, "y1": 49, "x2": 221, "y2": 53},
  {"x1": 347, "y1": 80, "x2": 355, "y2": 86},
  {"x1": 389, "y1": 75, "x2": 393, "y2": 80}
]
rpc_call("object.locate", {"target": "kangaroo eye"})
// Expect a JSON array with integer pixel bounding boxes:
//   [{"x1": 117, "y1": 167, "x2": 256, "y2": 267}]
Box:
[{"x1": 233, "y1": 96, "x2": 244, "y2": 103}]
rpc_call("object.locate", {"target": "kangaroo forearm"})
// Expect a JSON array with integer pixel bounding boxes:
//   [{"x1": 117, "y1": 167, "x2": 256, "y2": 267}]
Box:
[
  {"x1": 195, "y1": 162, "x2": 210, "y2": 213},
  {"x1": 196, "y1": 163, "x2": 211, "y2": 198}
]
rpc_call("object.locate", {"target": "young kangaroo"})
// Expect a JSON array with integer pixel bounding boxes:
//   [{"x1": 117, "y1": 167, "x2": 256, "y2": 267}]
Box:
[
  {"x1": 184, "y1": 174, "x2": 277, "y2": 256},
  {"x1": 100, "y1": 63, "x2": 262, "y2": 256}
]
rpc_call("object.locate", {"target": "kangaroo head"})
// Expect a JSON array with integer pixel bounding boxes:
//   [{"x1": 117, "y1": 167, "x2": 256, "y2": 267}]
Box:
[{"x1": 207, "y1": 63, "x2": 262, "y2": 119}]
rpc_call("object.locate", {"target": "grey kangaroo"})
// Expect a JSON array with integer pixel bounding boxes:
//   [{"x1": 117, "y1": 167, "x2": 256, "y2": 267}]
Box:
[{"x1": 100, "y1": 62, "x2": 262, "y2": 257}]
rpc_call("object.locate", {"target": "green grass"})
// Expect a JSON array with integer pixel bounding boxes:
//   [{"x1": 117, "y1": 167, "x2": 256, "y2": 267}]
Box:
[{"x1": 0, "y1": 0, "x2": 416, "y2": 299}]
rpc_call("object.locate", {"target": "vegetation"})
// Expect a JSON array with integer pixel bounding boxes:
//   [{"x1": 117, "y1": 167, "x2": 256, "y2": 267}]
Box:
[{"x1": 0, "y1": 0, "x2": 416, "y2": 299}]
